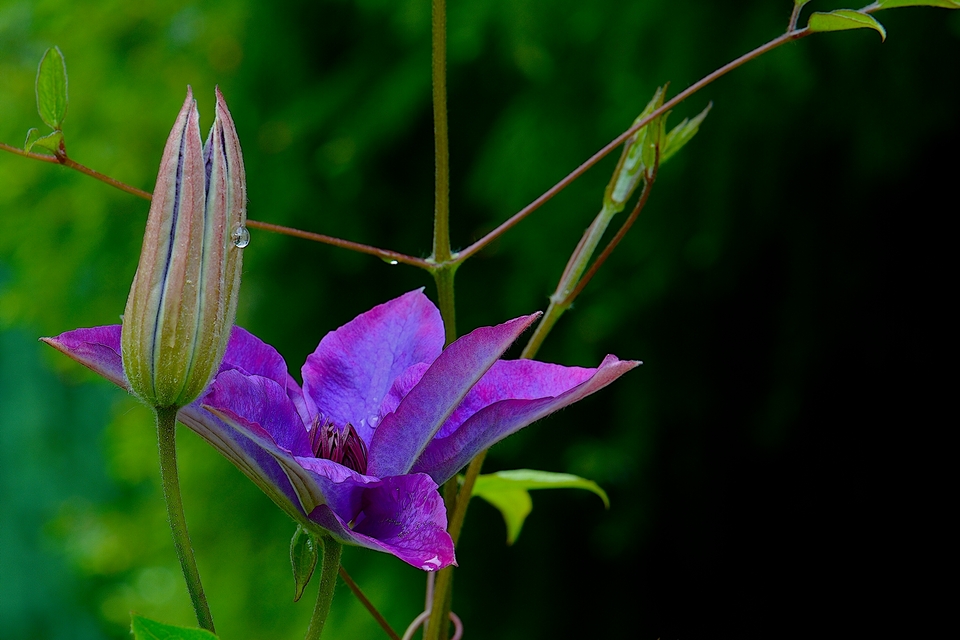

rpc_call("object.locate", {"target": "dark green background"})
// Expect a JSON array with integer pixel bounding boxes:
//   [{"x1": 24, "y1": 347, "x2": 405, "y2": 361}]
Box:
[{"x1": 1, "y1": 1, "x2": 956, "y2": 638}]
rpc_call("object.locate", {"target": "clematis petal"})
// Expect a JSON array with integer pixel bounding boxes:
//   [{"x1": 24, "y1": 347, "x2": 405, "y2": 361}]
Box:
[
  {"x1": 203, "y1": 369, "x2": 312, "y2": 456},
  {"x1": 41, "y1": 324, "x2": 304, "y2": 514},
  {"x1": 220, "y1": 327, "x2": 313, "y2": 427},
  {"x1": 412, "y1": 355, "x2": 641, "y2": 484},
  {"x1": 41, "y1": 325, "x2": 128, "y2": 390},
  {"x1": 367, "y1": 313, "x2": 540, "y2": 478},
  {"x1": 203, "y1": 386, "x2": 328, "y2": 518},
  {"x1": 304, "y1": 474, "x2": 456, "y2": 571},
  {"x1": 437, "y1": 358, "x2": 598, "y2": 438},
  {"x1": 221, "y1": 327, "x2": 291, "y2": 383},
  {"x1": 301, "y1": 289, "x2": 444, "y2": 443},
  {"x1": 177, "y1": 406, "x2": 303, "y2": 517},
  {"x1": 199, "y1": 400, "x2": 456, "y2": 571}
]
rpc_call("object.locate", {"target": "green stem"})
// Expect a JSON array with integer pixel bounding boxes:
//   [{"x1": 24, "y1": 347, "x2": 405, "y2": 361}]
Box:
[
  {"x1": 155, "y1": 406, "x2": 215, "y2": 633},
  {"x1": 431, "y1": 0, "x2": 451, "y2": 266},
  {"x1": 433, "y1": 266, "x2": 458, "y2": 346},
  {"x1": 425, "y1": 0, "x2": 457, "y2": 635},
  {"x1": 306, "y1": 536, "x2": 343, "y2": 640}
]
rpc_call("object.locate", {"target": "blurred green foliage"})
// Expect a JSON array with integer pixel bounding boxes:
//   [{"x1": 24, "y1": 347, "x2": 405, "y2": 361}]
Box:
[{"x1": 1, "y1": 1, "x2": 956, "y2": 638}]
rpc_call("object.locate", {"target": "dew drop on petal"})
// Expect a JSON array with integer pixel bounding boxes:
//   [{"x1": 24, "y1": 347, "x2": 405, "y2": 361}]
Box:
[{"x1": 232, "y1": 226, "x2": 250, "y2": 248}]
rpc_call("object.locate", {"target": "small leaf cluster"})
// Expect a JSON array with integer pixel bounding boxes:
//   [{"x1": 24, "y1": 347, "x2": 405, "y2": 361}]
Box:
[{"x1": 24, "y1": 46, "x2": 68, "y2": 157}]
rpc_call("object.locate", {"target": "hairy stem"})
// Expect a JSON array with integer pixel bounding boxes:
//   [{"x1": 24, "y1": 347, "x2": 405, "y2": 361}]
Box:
[
  {"x1": 305, "y1": 537, "x2": 343, "y2": 640},
  {"x1": 155, "y1": 406, "x2": 215, "y2": 633}
]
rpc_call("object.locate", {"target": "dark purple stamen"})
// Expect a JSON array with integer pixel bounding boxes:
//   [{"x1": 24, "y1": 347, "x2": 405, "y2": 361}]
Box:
[{"x1": 310, "y1": 417, "x2": 368, "y2": 475}]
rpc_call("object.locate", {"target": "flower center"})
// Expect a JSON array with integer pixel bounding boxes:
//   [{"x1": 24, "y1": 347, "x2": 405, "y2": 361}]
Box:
[{"x1": 310, "y1": 417, "x2": 368, "y2": 475}]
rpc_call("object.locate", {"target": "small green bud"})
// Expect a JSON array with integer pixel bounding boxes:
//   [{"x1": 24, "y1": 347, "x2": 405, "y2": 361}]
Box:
[
  {"x1": 604, "y1": 86, "x2": 665, "y2": 212},
  {"x1": 121, "y1": 87, "x2": 247, "y2": 409}
]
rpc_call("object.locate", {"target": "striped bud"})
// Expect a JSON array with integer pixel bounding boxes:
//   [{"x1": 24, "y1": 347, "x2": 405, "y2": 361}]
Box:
[{"x1": 121, "y1": 87, "x2": 246, "y2": 409}]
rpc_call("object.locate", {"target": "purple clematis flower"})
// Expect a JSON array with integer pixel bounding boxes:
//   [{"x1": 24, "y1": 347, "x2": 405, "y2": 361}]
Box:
[{"x1": 43, "y1": 290, "x2": 639, "y2": 570}]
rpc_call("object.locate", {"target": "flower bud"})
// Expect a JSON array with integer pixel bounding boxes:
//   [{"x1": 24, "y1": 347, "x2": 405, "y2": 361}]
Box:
[{"x1": 122, "y1": 87, "x2": 247, "y2": 409}]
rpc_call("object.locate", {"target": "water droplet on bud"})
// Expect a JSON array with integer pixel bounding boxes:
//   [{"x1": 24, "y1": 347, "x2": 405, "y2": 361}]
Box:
[{"x1": 232, "y1": 226, "x2": 250, "y2": 248}]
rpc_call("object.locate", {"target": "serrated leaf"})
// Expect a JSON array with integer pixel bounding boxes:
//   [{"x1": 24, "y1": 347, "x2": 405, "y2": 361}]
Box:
[
  {"x1": 36, "y1": 46, "x2": 68, "y2": 129},
  {"x1": 30, "y1": 130, "x2": 63, "y2": 156},
  {"x1": 472, "y1": 469, "x2": 610, "y2": 544},
  {"x1": 24, "y1": 128, "x2": 40, "y2": 152},
  {"x1": 807, "y1": 10, "x2": 887, "y2": 41},
  {"x1": 130, "y1": 614, "x2": 219, "y2": 640},
  {"x1": 876, "y1": 0, "x2": 958, "y2": 8},
  {"x1": 290, "y1": 524, "x2": 319, "y2": 602},
  {"x1": 662, "y1": 102, "x2": 712, "y2": 164}
]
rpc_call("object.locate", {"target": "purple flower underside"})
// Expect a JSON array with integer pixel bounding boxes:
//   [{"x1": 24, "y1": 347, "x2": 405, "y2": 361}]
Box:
[{"x1": 43, "y1": 290, "x2": 639, "y2": 570}]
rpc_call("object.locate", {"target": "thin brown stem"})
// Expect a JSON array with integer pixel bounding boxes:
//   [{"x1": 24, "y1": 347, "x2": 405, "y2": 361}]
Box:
[
  {"x1": 0, "y1": 141, "x2": 59, "y2": 163},
  {"x1": 338, "y1": 566, "x2": 401, "y2": 640},
  {"x1": 246, "y1": 220, "x2": 431, "y2": 268},
  {"x1": 787, "y1": 2, "x2": 805, "y2": 32},
  {"x1": 3, "y1": 143, "x2": 430, "y2": 267},
  {"x1": 569, "y1": 163, "x2": 658, "y2": 304},
  {"x1": 456, "y1": 28, "x2": 810, "y2": 263},
  {"x1": 59, "y1": 156, "x2": 154, "y2": 200},
  {"x1": 1, "y1": 142, "x2": 153, "y2": 199}
]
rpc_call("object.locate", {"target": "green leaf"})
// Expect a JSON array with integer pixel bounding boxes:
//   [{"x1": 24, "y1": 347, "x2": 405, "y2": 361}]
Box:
[
  {"x1": 29, "y1": 130, "x2": 63, "y2": 156},
  {"x1": 876, "y1": 0, "x2": 959, "y2": 8},
  {"x1": 130, "y1": 614, "x2": 219, "y2": 640},
  {"x1": 290, "y1": 524, "x2": 319, "y2": 602},
  {"x1": 476, "y1": 484, "x2": 532, "y2": 545},
  {"x1": 36, "y1": 46, "x2": 68, "y2": 129},
  {"x1": 807, "y1": 10, "x2": 887, "y2": 41},
  {"x1": 472, "y1": 469, "x2": 610, "y2": 544},
  {"x1": 793, "y1": 0, "x2": 811, "y2": 6},
  {"x1": 23, "y1": 128, "x2": 40, "y2": 152},
  {"x1": 640, "y1": 110, "x2": 665, "y2": 174},
  {"x1": 661, "y1": 102, "x2": 712, "y2": 164}
]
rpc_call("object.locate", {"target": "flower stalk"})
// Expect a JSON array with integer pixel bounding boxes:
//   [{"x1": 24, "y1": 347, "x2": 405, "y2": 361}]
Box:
[
  {"x1": 305, "y1": 536, "x2": 343, "y2": 640},
  {"x1": 156, "y1": 407, "x2": 215, "y2": 632}
]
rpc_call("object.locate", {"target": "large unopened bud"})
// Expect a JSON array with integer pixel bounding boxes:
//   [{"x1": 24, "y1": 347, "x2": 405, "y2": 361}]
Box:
[{"x1": 122, "y1": 87, "x2": 246, "y2": 409}]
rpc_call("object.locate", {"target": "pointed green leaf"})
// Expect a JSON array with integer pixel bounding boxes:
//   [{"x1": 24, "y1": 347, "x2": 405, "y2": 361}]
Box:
[
  {"x1": 30, "y1": 130, "x2": 63, "y2": 156},
  {"x1": 130, "y1": 615, "x2": 219, "y2": 640},
  {"x1": 24, "y1": 128, "x2": 40, "y2": 152},
  {"x1": 290, "y1": 524, "x2": 320, "y2": 602},
  {"x1": 472, "y1": 469, "x2": 610, "y2": 544},
  {"x1": 807, "y1": 10, "x2": 887, "y2": 41},
  {"x1": 661, "y1": 102, "x2": 712, "y2": 164},
  {"x1": 641, "y1": 111, "x2": 666, "y2": 173},
  {"x1": 36, "y1": 46, "x2": 68, "y2": 129},
  {"x1": 476, "y1": 484, "x2": 533, "y2": 545},
  {"x1": 876, "y1": 0, "x2": 958, "y2": 8}
]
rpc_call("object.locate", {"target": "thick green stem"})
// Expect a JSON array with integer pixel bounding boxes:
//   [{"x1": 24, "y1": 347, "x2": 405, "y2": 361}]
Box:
[
  {"x1": 305, "y1": 537, "x2": 343, "y2": 640},
  {"x1": 431, "y1": 0, "x2": 451, "y2": 266},
  {"x1": 155, "y1": 406, "x2": 215, "y2": 633},
  {"x1": 433, "y1": 266, "x2": 458, "y2": 346}
]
